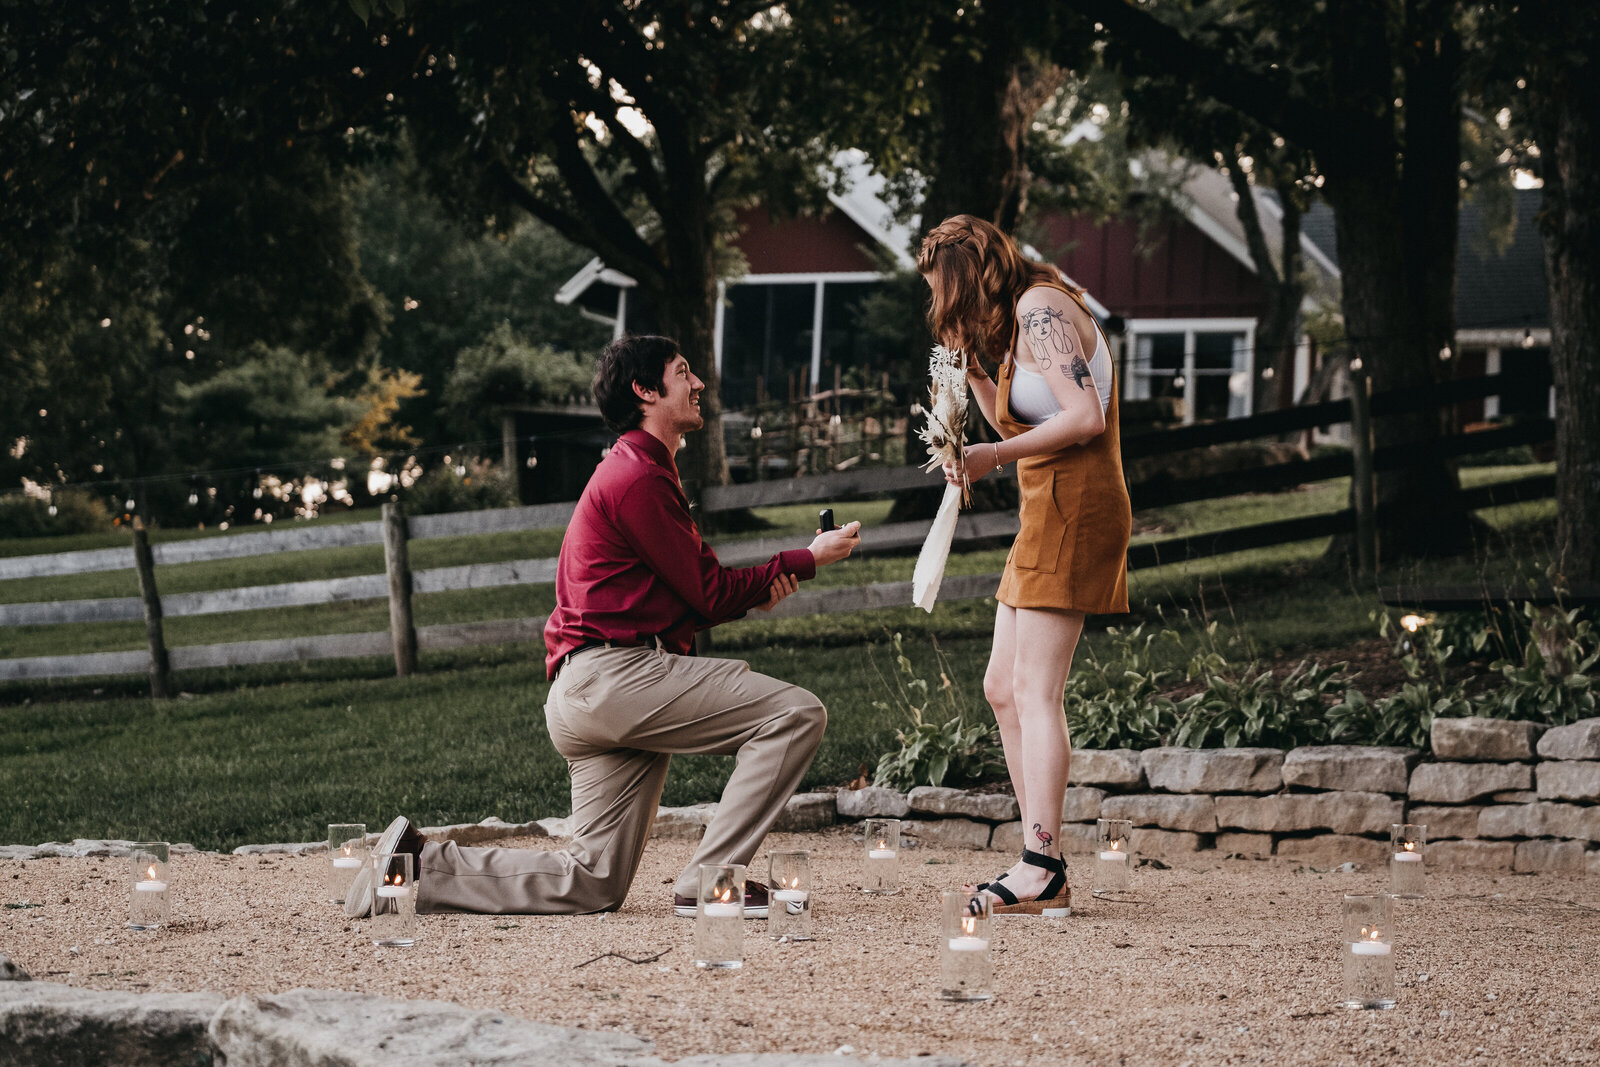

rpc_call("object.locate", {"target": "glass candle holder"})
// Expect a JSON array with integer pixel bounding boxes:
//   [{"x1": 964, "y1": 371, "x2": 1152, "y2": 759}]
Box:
[
  {"x1": 327, "y1": 823, "x2": 368, "y2": 904},
  {"x1": 1094, "y1": 819, "x2": 1133, "y2": 897},
  {"x1": 768, "y1": 850, "x2": 813, "y2": 941},
  {"x1": 862, "y1": 818, "x2": 901, "y2": 894},
  {"x1": 939, "y1": 890, "x2": 993, "y2": 1001},
  {"x1": 370, "y1": 852, "x2": 417, "y2": 947},
  {"x1": 128, "y1": 842, "x2": 170, "y2": 930},
  {"x1": 695, "y1": 863, "x2": 745, "y2": 969},
  {"x1": 1390, "y1": 823, "x2": 1426, "y2": 899},
  {"x1": 1340, "y1": 894, "x2": 1396, "y2": 1010}
]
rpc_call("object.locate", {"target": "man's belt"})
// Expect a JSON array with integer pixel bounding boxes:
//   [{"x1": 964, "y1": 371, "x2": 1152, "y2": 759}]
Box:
[{"x1": 555, "y1": 636, "x2": 663, "y2": 677}]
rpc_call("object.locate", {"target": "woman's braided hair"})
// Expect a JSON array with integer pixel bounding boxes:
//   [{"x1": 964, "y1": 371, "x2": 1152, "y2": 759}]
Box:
[{"x1": 917, "y1": 215, "x2": 1078, "y2": 367}]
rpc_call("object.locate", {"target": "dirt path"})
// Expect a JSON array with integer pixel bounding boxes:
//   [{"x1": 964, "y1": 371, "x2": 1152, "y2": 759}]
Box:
[{"x1": 4, "y1": 827, "x2": 1597, "y2": 1066}]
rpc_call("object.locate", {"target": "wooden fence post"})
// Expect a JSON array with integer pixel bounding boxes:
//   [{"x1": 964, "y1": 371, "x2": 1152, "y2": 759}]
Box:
[
  {"x1": 382, "y1": 502, "x2": 419, "y2": 676},
  {"x1": 129, "y1": 518, "x2": 171, "y2": 699},
  {"x1": 1348, "y1": 360, "x2": 1378, "y2": 576}
]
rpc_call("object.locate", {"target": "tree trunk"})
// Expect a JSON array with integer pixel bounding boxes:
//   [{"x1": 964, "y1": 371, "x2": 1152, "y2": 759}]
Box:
[
  {"x1": 1319, "y1": 0, "x2": 1469, "y2": 564},
  {"x1": 1537, "y1": 43, "x2": 1600, "y2": 584},
  {"x1": 1229, "y1": 168, "x2": 1304, "y2": 415},
  {"x1": 919, "y1": 5, "x2": 1059, "y2": 234}
]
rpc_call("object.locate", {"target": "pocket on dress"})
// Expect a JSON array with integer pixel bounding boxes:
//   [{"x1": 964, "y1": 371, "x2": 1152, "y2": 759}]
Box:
[{"x1": 1011, "y1": 470, "x2": 1073, "y2": 573}]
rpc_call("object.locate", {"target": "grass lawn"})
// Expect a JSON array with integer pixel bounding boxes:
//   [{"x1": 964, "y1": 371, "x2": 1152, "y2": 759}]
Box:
[{"x1": 0, "y1": 464, "x2": 1568, "y2": 850}]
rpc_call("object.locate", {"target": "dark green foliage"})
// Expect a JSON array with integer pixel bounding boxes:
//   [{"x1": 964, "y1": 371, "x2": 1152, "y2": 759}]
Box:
[
  {"x1": 402, "y1": 459, "x2": 519, "y2": 516},
  {"x1": 870, "y1": 633, "x2": 1004, "y2": 790},
  {"x1": 0, "y1": 490, "x2": 111, "y2": 540}
]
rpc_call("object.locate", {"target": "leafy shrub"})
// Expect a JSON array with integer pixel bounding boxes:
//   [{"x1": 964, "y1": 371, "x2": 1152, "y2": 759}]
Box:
[
  {"x1": 0, "y1": 488, "x2": 111, "y2": 538},
  {"x1": 871, "y1": 633, "x2": 1004, "y2": 790},
  {"x1": 403, "y1": 458, "x2": 518, "y2": 515},
  {"x1": 1062, "y1": 623, "x2": 1184, "y2": 749},
  {"x1": 1471, "y1": 605, "x2": 1598, "y2": 725},
  {"x1": 1172, "y1": 659, "x2": 1350, "y2": 749}
]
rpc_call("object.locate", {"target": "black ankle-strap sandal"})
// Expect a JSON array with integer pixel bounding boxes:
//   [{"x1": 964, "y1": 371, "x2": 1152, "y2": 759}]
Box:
[{"x1": 985, "y1": 848, "x2": 1071, "y2": 916}]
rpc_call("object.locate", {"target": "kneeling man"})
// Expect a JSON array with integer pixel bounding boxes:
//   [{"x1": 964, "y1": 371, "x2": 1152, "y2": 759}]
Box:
[{"x1": 350, "y1": 334, "x2": 860, "y2": 919}]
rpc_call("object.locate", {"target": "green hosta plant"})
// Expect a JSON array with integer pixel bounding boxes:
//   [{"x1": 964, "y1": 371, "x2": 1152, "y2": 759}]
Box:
[
  {"x1": 1062, "y1": 623, "x2": 1184, "y2": 749},
  {"x1": 1472, "y1": 605, "x2": 1598, "y2": 725},
  {"x1": 1171, "y1": 659, "x2": 1349, "y2": 750},
  {"x1": 870, "y1": 633, "x2": 1004, "y2": 790}
]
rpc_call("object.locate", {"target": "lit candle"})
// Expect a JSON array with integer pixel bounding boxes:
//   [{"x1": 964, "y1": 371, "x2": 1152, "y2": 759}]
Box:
[
  {"x1": 1098, "y1": 850, "x2": 1125, "y2": 862},
  {"x1": 868, "y1": 848, "x2": 895, "y2": 860},
  {"x1": 135, "y1": 863, "x2": 167, "y2": 893},
  {"x1": 332, "y1": 856, "x2": 363, "y2": 869},
  {"x1": 1392, "y1": 852, "x2": 1422, "y2": 863},
  {"x1": 703, "y1": 902, "x2": 742, "y2": 917},
  {"x1": 1352, "y1": 928, "x2": 1391, "y2": 955},
  {"x1": 772, "y1": 889, "x2": 808, "y2": 906}
]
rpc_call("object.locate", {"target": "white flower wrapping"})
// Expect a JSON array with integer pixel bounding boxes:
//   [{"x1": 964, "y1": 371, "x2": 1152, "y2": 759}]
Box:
[{"x1": 911, "y1": 345, "x2": 970, "y2": 612}]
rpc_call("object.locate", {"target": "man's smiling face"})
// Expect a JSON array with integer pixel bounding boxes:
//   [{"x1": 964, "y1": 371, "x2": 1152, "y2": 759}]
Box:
[{"x1": 657, "y1": 353, "x2": 704, "y2": 434}]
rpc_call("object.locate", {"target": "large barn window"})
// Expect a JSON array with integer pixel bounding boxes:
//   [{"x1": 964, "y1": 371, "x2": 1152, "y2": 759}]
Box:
[{"x1": 1124, "y1": 319, "x2": 1256, "y2": 423}]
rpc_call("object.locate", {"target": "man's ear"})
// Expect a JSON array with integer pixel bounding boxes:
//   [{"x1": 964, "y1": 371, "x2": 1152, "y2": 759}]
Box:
[{"x1": 631, "y1": 380, "x2": 657, "y2": 404}]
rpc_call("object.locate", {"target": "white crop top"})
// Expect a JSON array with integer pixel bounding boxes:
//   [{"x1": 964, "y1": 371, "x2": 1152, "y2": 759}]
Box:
[{"x1": 1007, "y1": 315, "x2": 1113, "y2": 426}]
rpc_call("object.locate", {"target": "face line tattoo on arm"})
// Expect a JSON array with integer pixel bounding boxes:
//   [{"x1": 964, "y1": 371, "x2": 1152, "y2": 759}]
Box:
[
  {"x1": 1020, "y1": 304, "x2": 1075, "y2": 371},
  {"x1": 1064, "y1": 354, "x2": 1093, "y2": 390}
]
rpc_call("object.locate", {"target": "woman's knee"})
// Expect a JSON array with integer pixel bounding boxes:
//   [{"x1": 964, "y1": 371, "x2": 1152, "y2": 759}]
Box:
[{"x1": 983, "y1": 669, "x2": 1016, "y2": 717}]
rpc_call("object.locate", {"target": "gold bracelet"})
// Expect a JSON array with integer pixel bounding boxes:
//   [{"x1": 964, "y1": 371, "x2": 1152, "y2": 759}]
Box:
[{"x1": 992, "y1": 442, "x2": 1004, "y2": 473}]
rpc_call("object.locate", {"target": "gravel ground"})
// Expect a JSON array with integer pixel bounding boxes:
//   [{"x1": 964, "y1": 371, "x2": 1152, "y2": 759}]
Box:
[{"x1": 4, "y1": 827, "x2": 1597, "y2": 1066}]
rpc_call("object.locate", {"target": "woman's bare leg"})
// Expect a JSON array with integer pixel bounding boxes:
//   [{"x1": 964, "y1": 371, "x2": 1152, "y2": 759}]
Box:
[{"x1": 981, "y1": 606, "x2": 1086, "y2": 901}]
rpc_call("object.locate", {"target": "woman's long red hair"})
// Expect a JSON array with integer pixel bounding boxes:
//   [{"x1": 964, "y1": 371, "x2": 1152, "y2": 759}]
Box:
[{"x1": 917, "y1": 214, "x2": 1077, "y2": 361}]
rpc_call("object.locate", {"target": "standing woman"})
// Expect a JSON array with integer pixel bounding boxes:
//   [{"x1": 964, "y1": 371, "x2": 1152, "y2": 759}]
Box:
[{"x1": 919, "y1": 215, "x2": 1131, "y2": 914}]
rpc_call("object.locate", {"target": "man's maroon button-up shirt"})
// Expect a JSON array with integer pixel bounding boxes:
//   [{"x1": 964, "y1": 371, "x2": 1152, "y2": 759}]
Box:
[{"x1": 543, "y1": 429, "x2": 816, "y2": 678}]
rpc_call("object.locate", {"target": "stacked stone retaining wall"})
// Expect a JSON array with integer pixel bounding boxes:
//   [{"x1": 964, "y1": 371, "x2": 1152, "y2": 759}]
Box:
[{"x1": 826, "y1": 715, "x2": 1600, "y2": 873}]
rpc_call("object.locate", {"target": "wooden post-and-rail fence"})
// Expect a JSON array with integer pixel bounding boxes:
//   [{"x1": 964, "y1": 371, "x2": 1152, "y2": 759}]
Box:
[{"x1": 0, "y1": 371, "x2": 1556, "y2": 694}]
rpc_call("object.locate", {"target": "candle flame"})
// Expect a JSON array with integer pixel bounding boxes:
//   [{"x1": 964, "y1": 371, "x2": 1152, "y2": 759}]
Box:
[
  {"x1": 877, "y1": 841, "x2": 887, "y2": 851},
  {"x1": 788, "y1": 876, "x2": 799, "y2": 890},
  {"x1": 961, "y1": 915, "x2": 976, "y2": 936},
  {"x1": 1404, "y1": 841, "x2": 1415, "y2": 852},
  {"x1": 1365, "y1": 926, "x2": 1381, "y2": 941},
  {"x1": 1110, "y1": 841, "x2": 1122, "y2": 852},
  {"x1": 342, "y1": 845, "x2": 352, "y2": 857},
  {"x1": 387, "y1": 872, "x2": 404, "y2": 887},
  {"x1": 146, "y1": 864, "x2": 157, "y2": 880},
  {"x1": 718, "y1": 887, "x2": 733, "y2": 904},
  {"x1": 1400, "y1": 614, "x2": 1428, "y2": 633}
]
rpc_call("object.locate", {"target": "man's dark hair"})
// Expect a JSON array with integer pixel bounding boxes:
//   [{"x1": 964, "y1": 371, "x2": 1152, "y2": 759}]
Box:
[{"x1": 592, "y1": 334, "x2": 679, "y2": 433}]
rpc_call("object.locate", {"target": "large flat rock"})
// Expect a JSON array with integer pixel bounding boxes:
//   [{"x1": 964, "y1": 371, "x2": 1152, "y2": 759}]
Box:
[
  {"x1": 1214, "y1": 792, "x2": 1403, "y2": 836},
  {"x1": 835, "y1": 787, "x2": 910, "y2": 819},
  {"x1": 1430, "y1": 717, "x2": 1546, "y2": 761},
  {"x1": 0, "y1": 980, "x2": 222, "y2": 1066},
  {"x1": 901, "y1": 818, "x2": 992, "y2": 850},
  {"x1": 773, "y1": 792, "x2": 838, "y2": 832},
  {"x1": 1408, "y1": 762, "x2": 1532, "y2": 804},
  {"x1": 1070, "y1": 749, "x2": 1145, "y2": 788},
  {"x1": 1513, "y1": 839, "x2": 1591, "y2": 874},
  {"x1": 211, "y1": 988, "x2": 661, "y2": 1066},
  {"x1": 1273, "y1": 834, "x2": 1389, "y2": 866},
  {"x1": 1536, "y1": 762, "x2": 1600, "y2": 803},
  {"x1": 1477, "y1": 802, "x2": 1600, "y2": 841},
  {"x1": 1140, "y1": 747, "x2": 1283, "y2": 794},
  {"x1": 1100, "y1": 793, "x2": 1218, "y2": 833},
  {"x1": 1281, "y1": 746, "x2": 1419, "y2": 794},
  {"x1": 651, "y1": 804, "x2": 716, "y2": 840},
  {"x1": 1061, "y1": 786, "x2": 1107, "y2": 823},
  {"x1": 1429, "y1": 839, "x2": 1515, "y2": 869},
  {"x1": 1405, "y1": 805, "x2": 1484, "y2": 841},
  {"x1": 906, "y1": 787, "x2": 1019, "y2": 822},
  {"x1": 1536, "y1": 718, "x2": 1600, "y2": 760},
  {"x1": 1127, "y1": 828, "x2": 1206, "y2": 856}
]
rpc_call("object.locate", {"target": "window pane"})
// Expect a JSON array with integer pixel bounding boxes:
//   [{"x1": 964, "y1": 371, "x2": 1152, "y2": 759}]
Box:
[
  {"x1": 1194, "y1": 332, "x2": 1244, "y2": 370},
  {"x1": 720, "y1": 283, "x2": 816, "y2": 407},
  {"x1": 1194, "y1": 374, "x2": 1232, "y2": 421},
  {"x1": 1135, "y1": 332, "x2": 1185, "y2": 372}
]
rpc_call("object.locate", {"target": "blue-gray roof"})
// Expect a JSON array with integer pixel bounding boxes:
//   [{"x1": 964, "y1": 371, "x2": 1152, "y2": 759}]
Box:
[{"x1": 1297, "y1": 188, "x2": 1548, "y2": 330}]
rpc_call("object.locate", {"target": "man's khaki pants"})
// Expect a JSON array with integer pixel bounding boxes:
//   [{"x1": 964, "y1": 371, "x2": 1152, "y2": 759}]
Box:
[{"x1": 416, "y1": 645, "x2": 826, "y2": 913}]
